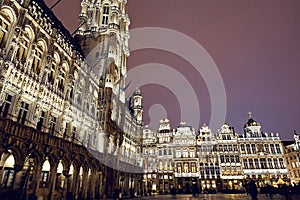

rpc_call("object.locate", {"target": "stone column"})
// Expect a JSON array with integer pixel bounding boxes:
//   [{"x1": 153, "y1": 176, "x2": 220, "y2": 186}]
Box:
[
  {"x1": 30, "y1": 161, "x2": 42, "y2": 198},
  {"x1": 94, "y1": 170, "x2": 102, "y2": 199},
  {"x1": 12, "y1": 163, "x2": 24, "y2": 190},
  {"x1": 88, "y1": 169, "x2": 96, "y2": 199},
  {"x1": 48, "y1": 163, "x2": 58, "y2": 200},
  {"x1": 72, "y1": 170, "x2": 79, "y2": 200}
]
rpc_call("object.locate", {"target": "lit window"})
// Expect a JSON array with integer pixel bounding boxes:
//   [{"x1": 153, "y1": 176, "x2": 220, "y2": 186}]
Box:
[
  {"x1": 40, "y1": 159, "x2": 51, "y2": 188},
  {"x1": 191, "y1": 163, "x2": 196, "y2": 173},
  {"x1": 0, "y1": 16, "x2": 9, "y2": 48},
  {"x1": 190, "y1": 150, "x2": 195, "y2": 158},
  {"x1": 177, "y1": 163, "x2": 182, "y2": 173},
  {"x1": 16, "y1": 33, "x2": 30, "y2": 63},
  {"x1": 184, "y1": 163, "x2": 189, "y2": 173},
  {"x1": 32, "y1": 44, "x2": 43, "y2": 74}
]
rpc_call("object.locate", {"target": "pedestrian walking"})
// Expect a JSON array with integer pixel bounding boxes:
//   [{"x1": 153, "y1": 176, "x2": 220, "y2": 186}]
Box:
[{"x1": 248, "y1": 179, "x2": 258, "y2": 200}]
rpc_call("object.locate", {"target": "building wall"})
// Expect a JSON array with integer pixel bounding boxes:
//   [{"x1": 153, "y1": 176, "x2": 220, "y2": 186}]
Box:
[
  {"x1": 217, "y1": 124, "x2": 243, "y2": 190},
  {"x1": 240, "y1": 117, "x2": 288, "y2": 187},
  {"x1": 142, "y1": 117, "x2": 290, "y2": 194},
  {"x1": 283, "y1": 133, "x2": 300, "y2": 184},
  {"x1": 0, "y1": 0, "x2": 143, "y2": 199},
  {"x1": 173, "y1": 122, "x2": 198, "y2": 193}
]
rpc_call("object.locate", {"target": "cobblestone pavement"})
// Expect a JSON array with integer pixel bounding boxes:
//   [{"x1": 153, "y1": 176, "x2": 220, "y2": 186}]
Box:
[{"x1": 116, "y1": 193, "x2": 300, "y2": 200}]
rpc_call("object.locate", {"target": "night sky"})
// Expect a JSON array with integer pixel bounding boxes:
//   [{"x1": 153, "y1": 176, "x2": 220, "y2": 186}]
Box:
[{"x1": 45, "y1": 0, "x2": 300, "y2": 140}]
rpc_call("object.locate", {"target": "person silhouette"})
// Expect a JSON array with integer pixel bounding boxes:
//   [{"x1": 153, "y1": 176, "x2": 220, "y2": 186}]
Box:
[{"x1": 248, "y1": 179, "x2": 258, "y2": 200}]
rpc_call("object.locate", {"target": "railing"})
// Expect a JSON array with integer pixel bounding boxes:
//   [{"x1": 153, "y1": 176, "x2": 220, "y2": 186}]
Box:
[
  {"x1": 238, "y1": 137, "x2": 280, "y2": 141},
  {"x1": 0, "y1": 118, "x2": 91, "y2": 157},
  {"x1": 0, "y1": 118, "x2": 144, "y2": 170}
]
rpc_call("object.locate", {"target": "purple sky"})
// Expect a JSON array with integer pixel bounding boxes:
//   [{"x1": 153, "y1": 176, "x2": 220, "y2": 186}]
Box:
[{"x1": 45, "y1": 0, "x2": 300, "y2": 140}]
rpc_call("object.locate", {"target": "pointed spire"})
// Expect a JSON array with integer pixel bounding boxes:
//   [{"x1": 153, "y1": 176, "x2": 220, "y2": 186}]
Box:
[{"x1": 294, "y1": 130, "x2": 298, "y2": 135}]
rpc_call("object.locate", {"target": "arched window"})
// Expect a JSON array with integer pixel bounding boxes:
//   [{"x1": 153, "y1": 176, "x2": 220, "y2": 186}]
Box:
[
  {"x1": 16, "y1": 27, "x2": 33, "y2": 63},
  {"x1": 0, "y1": 8, "x2": 15, "y2": 48},
  {"x1": 79, "y1": 167, "x2": 83, "y2": 192},
  {"x1": 184, "y1": 163, "x2": 189, "y2": 173},
  {"x1": 58, "y1": 62, "x2": 68, "y2": 91},
  {"x1": 49, "y1": 52, "x2": 60, "y2": 84},
  {"x1": 68, "y1": 164, "x2": 74, "y2": 190},
  {"x1": 40, "y1": 159, "x2": 51, "y2": 188},
  {"x1": 76, "y1": 79, "x2": 84, "y2": 105},
  {"x1": 0, "y1": 15, "x2": 9, "y2": 48},
  {"x1": 0, "y1": 154, "x2": 15, "y2": 188},
  {"x1": 56, "y1": 160, "x2": 64, "y2": 189},
  {"x1": 102, "y1": 5, "x2": 109, "y2": 25},
  {"x1": 32, "y1": 41, "x2": 46, "y2": 75}
]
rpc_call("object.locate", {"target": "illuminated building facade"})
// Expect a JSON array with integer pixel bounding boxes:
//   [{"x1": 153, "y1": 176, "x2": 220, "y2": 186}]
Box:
[
  {"x1": 142, "y1": 115, "x2": 290, "y2": 193},
  {"x1": 155, "y1": 119, "x2": 175, "y2": 194},
  {"x1": 0, "y1": 0, "x2": 143, "y2": 199},
  {"x1": 239, "y1": 114, "x2": 288, "y2": 187},
  {"x1": 197, "y1": 124, "x2": 221, "y2": 191},
  {"x1": 216, "y1": 123, "x2": 243, "y2": 190},
  {"x1": 283, "y1": 132, "x2": 300, "y2": 184},
  {"x1": 142, "y1": 125, "x2": 157, "y2": 194},
  {"x1": 173, "y1": 122, "x2": 197, "y2": 193}
]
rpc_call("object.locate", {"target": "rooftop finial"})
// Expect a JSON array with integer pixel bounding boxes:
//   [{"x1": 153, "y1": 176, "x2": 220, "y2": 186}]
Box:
[{"x1": 248, "y1": 111, "x2": 252, "y2": 118}]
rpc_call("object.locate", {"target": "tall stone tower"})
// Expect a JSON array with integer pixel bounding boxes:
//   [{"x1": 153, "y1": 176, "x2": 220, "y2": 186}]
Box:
[
  {"x1": 76, "y1": 0, "x2": 131, "y2": 145},
  {"x1": 76, "y1": 0, "x2": 130, "y2": 102}
]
